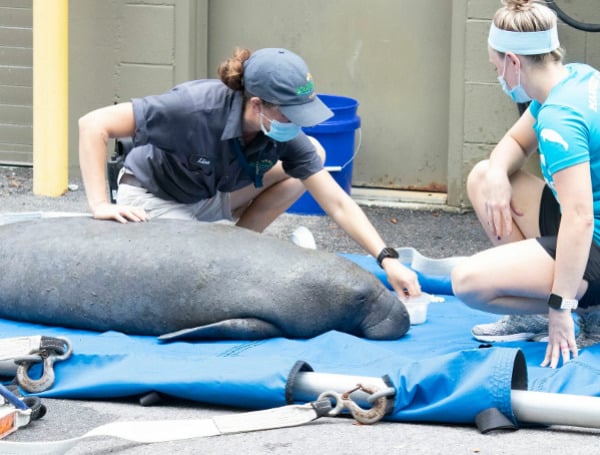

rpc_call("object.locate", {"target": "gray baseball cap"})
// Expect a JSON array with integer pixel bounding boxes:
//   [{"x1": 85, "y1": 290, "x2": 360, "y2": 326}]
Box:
[{"x1": 243, "y1": 48, "x2": 333, "y2": 127}]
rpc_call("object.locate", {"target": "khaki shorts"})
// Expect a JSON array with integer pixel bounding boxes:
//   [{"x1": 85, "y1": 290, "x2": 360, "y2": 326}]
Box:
[{"x1": 117, "y1": 170, "x2": 234, "y2": 222}]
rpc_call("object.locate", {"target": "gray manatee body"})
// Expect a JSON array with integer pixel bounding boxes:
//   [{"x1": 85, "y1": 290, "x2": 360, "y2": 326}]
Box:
[{"x1": 0, "y1": 216, "x2": 410, "y2": 341}]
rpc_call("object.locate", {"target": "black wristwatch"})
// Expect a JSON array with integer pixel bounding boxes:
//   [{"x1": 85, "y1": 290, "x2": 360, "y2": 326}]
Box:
[
  {"x1": 376, "y1": 247, "x2": 399, "y2": 269},
  {"x1": 547, "y1": 293, "x2": 578, "y2": 310}
]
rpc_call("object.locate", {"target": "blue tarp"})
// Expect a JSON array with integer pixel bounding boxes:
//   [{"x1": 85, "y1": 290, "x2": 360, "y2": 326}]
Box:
[{"x1": 2, "y1": 254, "x2": 600, "y2": 425}]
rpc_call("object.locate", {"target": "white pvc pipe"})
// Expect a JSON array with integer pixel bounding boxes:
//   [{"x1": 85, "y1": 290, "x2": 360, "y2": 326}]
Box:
[
  {"x1": 511, "y1": 390, "x2": 600, "y2": 428},
  {"x1": 293, "y1": 372, "x2": 600, "y2": 429}
]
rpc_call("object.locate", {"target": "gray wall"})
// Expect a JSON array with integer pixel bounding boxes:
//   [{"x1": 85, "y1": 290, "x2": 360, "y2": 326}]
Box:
[
  {"x1": 69, "y1": 0, "x2": 206, "y2": 162},
  {"x1": 69, "y1": 0, "x2": 453, "y2": 196},
  {"x1": 0, "y1": 0, "x2": 32, "y2": 165},
  {"x1": 449, "y1": 0, "x2": 600, "y2": 206},
  {"x1": 207, "y1": 0, "x2": 452, "y2": 195},
  {"x1": 2, "y1": 0, "x2": 600, "y2": 208}
]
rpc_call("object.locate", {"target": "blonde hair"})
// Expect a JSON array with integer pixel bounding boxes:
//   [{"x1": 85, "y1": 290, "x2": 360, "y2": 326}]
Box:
[
  {"x1": 217, "y1": 47, "x2": 252, "y2": 91},
  {"x1": 493, "y1": 0, "x2": 564, "y2": 63}
]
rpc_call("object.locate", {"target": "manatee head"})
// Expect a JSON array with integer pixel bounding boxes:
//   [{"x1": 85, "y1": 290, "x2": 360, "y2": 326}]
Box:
[{"x1": 358, "y1": 288, "x2": 410, "y2": 340}]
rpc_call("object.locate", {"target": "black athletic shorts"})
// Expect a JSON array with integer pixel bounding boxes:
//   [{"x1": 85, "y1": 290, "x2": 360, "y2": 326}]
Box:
[{"x1": 537, "y1": 185, "x2": 600, "y2": 307}]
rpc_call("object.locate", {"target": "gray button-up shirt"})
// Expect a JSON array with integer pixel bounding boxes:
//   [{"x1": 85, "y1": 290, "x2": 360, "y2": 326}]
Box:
[{"x1": 125, "y1": 79, "x2": 323, "y2": 203}]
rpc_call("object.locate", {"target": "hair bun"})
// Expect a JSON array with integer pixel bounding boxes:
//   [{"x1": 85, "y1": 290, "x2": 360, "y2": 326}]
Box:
[
  {"x1": 502, "y1": 0, "x2": 535, "y2": 12},
  {"x1": 217, "y1": 48, "x2": 252, "y2": 91}
]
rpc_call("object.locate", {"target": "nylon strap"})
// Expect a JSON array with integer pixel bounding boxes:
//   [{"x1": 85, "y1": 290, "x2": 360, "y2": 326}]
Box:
[
  {"x1": 0, "y1": 336, "x2": 43, "y2": 375},
  {"x1": 475, "y1": 407, "x2": 519, "y2": 434},
  {"x1": 229, "y1": 138, "x2": 264, "y2": 188},
  {"x1": 396, "y1": 247, "x2": 465, "y2": 276},
  {"x1": 0, "y1": 400, "x2": 331, "y2": 454}
]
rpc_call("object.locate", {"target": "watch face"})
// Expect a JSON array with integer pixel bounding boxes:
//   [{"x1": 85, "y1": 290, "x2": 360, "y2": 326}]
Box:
[
  {"x1": 547, "y1": 293, "x2": 563, "y2": 309},
  {"x1": 377, "y1": 247, "x2": 399, "y2": 268},
  {"x1": 383, "y1": 248, "x2": 399, "y2": 259}
]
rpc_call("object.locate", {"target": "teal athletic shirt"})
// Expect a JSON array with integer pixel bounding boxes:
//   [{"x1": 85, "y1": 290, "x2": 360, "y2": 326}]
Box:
[{"x1": 529, "y1": 63, "x2": 600, "y2": 245}]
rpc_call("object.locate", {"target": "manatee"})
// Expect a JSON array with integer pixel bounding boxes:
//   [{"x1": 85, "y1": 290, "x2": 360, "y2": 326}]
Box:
[{"x1": 0, "y1": 216, "x2": 409, "y2": 341}]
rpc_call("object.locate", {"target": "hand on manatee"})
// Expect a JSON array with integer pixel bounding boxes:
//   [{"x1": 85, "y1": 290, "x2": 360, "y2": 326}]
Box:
[
  {"x1": 92, "y1": 201, "x2": 148, "y2": 224},
  {"x1": 383, "y1": 259, "x2": 421, "y2": 301}
]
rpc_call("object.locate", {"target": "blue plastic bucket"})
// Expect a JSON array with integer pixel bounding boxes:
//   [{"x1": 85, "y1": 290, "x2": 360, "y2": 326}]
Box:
[{"x1": 287, "y1": 94, "x2": 361, "y2": 215}]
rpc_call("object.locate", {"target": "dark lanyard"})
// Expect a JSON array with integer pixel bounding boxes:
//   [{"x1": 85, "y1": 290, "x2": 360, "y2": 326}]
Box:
[{"x1": 229, "y1": 138, "x2": 265, "y2": 188}]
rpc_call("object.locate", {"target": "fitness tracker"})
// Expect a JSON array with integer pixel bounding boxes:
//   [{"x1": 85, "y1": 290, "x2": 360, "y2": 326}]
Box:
[
  {"x1": 547, "y1": 293, "x2": 578, "y2": 310},
  {"x1": 376, "y1": 247, "x2": 399, "y2": 269}
]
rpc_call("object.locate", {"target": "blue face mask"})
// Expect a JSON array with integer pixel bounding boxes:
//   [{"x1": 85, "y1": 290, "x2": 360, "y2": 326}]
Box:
[
  {"x1": 498, "y1": 57, "x2": 531, "y2": 103},
  {"x1": 260, "y1": 109, "x2": 301, "y2": 142}
]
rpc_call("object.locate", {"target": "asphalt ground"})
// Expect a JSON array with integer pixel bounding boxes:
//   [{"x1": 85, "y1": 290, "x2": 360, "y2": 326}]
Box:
[{"x1": 1, "y1": 166, "x2": 599, "y2": 454}]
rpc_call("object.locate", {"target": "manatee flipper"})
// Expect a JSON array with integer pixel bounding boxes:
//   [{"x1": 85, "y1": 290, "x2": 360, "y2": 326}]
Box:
[{"x1": 158, "y1": 318, "x2": 285, "y2": 341}]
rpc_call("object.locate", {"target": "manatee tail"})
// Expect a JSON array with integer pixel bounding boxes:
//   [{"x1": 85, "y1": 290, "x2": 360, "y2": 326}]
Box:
[{"x1": 158, "y1": 318, "x2": 285, "y2": 342}]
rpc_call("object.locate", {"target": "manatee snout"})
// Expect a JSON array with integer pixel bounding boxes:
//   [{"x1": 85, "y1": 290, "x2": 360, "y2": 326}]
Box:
[{"x1": 359, "y1": 290, "x2": 410, "y2": 340}]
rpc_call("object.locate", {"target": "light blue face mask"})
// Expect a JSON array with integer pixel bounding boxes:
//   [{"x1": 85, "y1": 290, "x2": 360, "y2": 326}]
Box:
[
  {"x1": 260, "y1": 109, "x2": 301, "y2": 142},
  {"x1": 498, "y1": 56, "x2": 531, "y2": 103}
]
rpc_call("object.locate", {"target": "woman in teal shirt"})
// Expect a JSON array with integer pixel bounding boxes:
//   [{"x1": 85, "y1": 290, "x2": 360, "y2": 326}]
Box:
[{"x1": 452, "y1": 0, "x2": 600, "y2": 368}]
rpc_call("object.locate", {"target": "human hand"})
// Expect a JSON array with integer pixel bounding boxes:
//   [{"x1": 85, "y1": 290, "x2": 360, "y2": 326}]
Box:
[
  {"x1": 541, "y1": 308, "x2": 578, "y2": 369},
  {"x1": 483, "y1": 168, "x2": 522, "y2": 239},
  {"x1": 92, "y1": 201, "x2": 148, "y2": 224},
  {"x1": 383, "y1": 259, "x2": 421, "y2": 301}
]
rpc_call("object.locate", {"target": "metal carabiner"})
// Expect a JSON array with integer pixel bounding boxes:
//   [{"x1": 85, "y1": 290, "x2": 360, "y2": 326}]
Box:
[
  {"x1": 318, "y1": 383, "x2": 389, "y2": 425},
  {"x1": 15, "y1": 337, "x2": 73, "y2": 393}
]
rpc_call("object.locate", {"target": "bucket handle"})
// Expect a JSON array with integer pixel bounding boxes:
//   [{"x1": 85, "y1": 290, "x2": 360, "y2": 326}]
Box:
[{"x1": 323, "y1": 128, "x2": 362, "y2": 173}]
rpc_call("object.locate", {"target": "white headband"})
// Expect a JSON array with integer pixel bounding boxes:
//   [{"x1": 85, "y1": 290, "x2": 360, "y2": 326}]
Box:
[{"x1": 488, "y1": 23, "x2": 560, "y2": 55}]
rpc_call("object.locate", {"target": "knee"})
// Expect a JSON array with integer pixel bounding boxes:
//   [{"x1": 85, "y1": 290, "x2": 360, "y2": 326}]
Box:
[
  {"x1": 466, "y1": 160, "x2": 489, "y2": 203},
  {"x1": 450, "y1": 263, "x2": 468, "y2": 299},
  {"x1": 451, "y1": 261, "x2": 496, "y2": 312},
  {"x1": 307, "y1": 136, "x2": 326, "y2": 165},
  {"x1": 451, "y1": 261, "x2": 478, "y2": 306}
]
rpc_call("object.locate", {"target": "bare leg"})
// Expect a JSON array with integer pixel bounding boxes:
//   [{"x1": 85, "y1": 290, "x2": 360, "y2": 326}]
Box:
[
  {"x1": 232, "y1": 163, "x2": 305, "y2": 232},
  {"x1": 455, "y1": 159, "x2": 590, "y2": 311},
  {"x1": 452, "y1": 239, "x2": 554, "y2": 313},
  {"x1": 231, "y1": 137, "x2": 325, "y2": 233},
  {"x1": 466, "y1": 159, "x2": 545, "y2": 246}
]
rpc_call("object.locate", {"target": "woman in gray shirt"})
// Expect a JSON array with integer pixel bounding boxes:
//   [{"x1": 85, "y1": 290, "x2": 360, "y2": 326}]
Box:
[{"x1": 78, "y1": 47, "x2": 421, "y2": 299}]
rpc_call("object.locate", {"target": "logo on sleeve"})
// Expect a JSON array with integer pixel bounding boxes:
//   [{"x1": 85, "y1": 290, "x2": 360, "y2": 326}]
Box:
[{"x1": 540, "y1": 128, "x2": 569, "y2": 151}]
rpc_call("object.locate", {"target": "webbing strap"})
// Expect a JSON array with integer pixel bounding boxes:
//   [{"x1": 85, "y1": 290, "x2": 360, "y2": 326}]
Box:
[
  {"x1": 229, "y1": 139, "x2": 264, "y2": 188},
  {"x1": 396, "y1": 247, "x2": 465, "y2": 276},
  {"x1": 0, "y1": 400, "x2": 331, "y2": 454},
  {"x1": 475, "y1": 407, "x2": 519, "y2": 434}
]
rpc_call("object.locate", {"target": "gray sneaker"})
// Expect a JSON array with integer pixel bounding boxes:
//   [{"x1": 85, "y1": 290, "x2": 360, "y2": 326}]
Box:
[
  {"x1": 576, "y1": 312, "x2": 600, "y2": 349},
  {"x1": 471, "y1": 315, "x2": 548, "y2": 343}
]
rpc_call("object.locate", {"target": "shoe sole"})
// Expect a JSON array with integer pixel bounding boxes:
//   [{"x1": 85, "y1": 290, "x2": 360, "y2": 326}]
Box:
[
  {"x1": 576, "y1": 338, "x2": 600, "y2": 349},
  {"x1": 471, "y1": 332, "x2": 547, "y2": 343}
]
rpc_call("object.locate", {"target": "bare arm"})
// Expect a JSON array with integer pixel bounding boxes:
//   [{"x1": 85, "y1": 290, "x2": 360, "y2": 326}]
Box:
[
  {"x1": 78, "y1": 102, "x2": 147, "y2": 222},
  {"x1": 552, "y1": 163, "x2": 594, "y2": 300},
  {"x1": 489, "y1": 109, "x2": 539, "y2": 175},
  {"x1": 484, "y1": 109, "x2": 539, "y2": 238},
  {"x1": 542, "y1": 163, "x2": 593, "y2": 367},
  {"x1": 303, "y1": 170, "x2": 420, "y2": 297}
]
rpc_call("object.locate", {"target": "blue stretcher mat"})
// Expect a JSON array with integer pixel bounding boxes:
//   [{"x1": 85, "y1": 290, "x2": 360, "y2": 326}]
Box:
[{"x1": 2, "y1": 253, "x2": 600, "y2": 427}]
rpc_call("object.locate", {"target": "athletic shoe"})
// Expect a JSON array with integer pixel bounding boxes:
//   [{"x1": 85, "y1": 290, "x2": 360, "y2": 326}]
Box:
[
  {"x1": 471, "y1": 315, "x2": 548, "y2": 343},
  {"x1": 290, "y1": 226, "x2": 317, "y2": 249},
  {"x1": 576, "y1": 312, "x2": 600, "y2": 348}
]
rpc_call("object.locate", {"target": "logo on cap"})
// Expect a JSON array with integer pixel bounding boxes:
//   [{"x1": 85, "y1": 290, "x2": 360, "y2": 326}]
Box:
[{"x1": 296, "y1": 73, "x2": 315, "y2": 96}]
